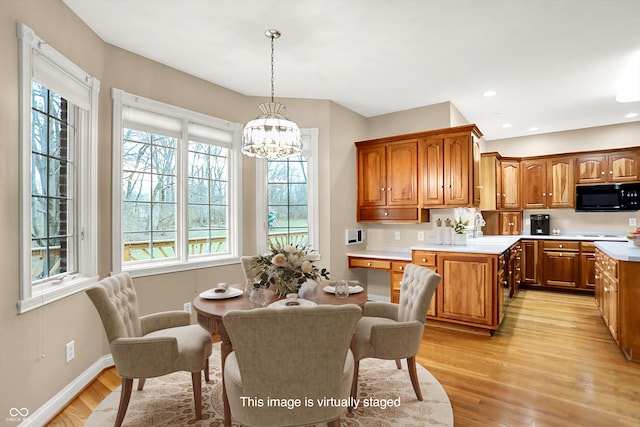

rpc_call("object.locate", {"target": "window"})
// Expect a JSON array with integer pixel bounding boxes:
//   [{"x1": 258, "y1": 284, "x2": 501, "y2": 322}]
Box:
[
  {"x1": 112, "y1": 89, "x2": 242, "y2": 276},
  {"x1": 256, "y1": 129, "x2": 319, "y2": 253},
  {"x1": 18, "y1": 23, "x2": 100, "y2": 313}
]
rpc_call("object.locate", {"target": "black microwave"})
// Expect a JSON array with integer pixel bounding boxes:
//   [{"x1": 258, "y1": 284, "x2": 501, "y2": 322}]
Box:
[{"x1": 576, "y1": 183, "x2": 640, "y2": 212}]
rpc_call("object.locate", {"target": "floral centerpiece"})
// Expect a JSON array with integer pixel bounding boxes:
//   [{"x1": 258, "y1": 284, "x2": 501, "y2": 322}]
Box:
[{"x1": 251, "y1": 240, "x2": 330, "y2": 297}]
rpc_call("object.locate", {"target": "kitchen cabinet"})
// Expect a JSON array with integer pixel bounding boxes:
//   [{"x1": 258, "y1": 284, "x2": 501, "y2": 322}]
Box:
[
  {"x1": 436, "y1": 252, "x2": 497, "y2": 329},
  {"x1": 412, "y1": 251, "x2": 438, "y2": 316},
  {"x1": 508, "y1": 241, "x2": 522, "y2": 297},
  {"x1": 521, "y1": 239, "x2": 540, "y2": 286},
  {"x1": 595, "y1": 249, "x2": 619, "y2": 343},
  {"x1": 542, "y1": 240, "x2": 579, "y2": 288},
  {"x1": 580, "y1": 241, "x2": 596, "y2": 290},
  {"x1": 418, "y1": 125, "x2": 482, "y2": 208},
  {"x1": 479, "y1": 154, "x2": 520, "y2": 210},
  {"x1": 499, "y1": 211, "x2": 522, "y2": 235},
  {"x1": 390, "y1": 260, "x2": 410, "y2": 304},
  {"x1": 521, "y1": 156, "x2": 574, "y2": 209},
  {"x1": 356, "y1": 138, "x2": 428, "y2": 222},
  {"x1": 575, "y1": 150, "x2": 639, "y2": 184}
]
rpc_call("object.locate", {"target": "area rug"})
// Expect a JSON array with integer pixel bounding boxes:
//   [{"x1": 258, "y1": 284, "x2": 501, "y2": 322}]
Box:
[{"x1": 86, "y1": 343, "x2": 453, "y2": 426}]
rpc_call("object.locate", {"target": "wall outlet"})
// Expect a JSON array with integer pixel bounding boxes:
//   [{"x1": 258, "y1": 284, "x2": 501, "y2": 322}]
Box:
[
  {"x1": 394, "y1": 231, "x2": 401, "y2": 241},
  {"x1": 417, "y1": 231, "x2": 425, "y2": 241},
  {"x1": 183, "y1": 302, "x2": 192, "y2": 314},
  {"x1": 630, "y1": 218, "x2": 637, "y2": 227},
  {"x1": 65, "y1": 340, "x2": 75, "y2": 363}
]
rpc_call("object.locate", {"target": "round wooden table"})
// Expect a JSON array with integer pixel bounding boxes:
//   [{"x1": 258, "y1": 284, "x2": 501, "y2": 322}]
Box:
[{"x1": 193, "y1": 282, "x2": 367, "y2": 427}]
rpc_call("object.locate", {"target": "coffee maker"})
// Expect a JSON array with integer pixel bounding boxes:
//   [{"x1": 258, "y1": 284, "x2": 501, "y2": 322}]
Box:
[{"x1": 530, "y1": 214, "x2": 550, "y2": 235}]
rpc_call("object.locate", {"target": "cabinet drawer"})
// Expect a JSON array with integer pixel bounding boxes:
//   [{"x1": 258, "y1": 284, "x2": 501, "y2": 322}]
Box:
[
  {"x1": 348, "y1": 257, "x2": 391, "y2": 270},
  {"x1": 412, "y1": 251, "x2": 437, "y2": 266},
  {"x1": 580, "y1": 241, "x2": 596, "y2": 253},
  {"x1": 543, "y1": 241, "x2": 579, "y2": 251},
  {"x1": 391, "y1": 260, "x2": 410, "y2": 273},
  {"x1": 358, "y1": 207, "x2": 427, "y2": 222}
]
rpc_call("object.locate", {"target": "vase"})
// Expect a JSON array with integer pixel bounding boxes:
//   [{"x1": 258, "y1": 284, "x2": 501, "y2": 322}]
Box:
[
  {"x1": 454, "y1": 233, "x2": 468, "y2": 245},
  {"x1": 271, "y1": 277, "x2": 298, "y2": 297}
]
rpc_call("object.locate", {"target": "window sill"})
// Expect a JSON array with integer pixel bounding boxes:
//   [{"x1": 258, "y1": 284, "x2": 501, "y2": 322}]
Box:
[
  {"x1": 18, "y1": 274, "x2": 99, "y2": 314},
  {"x1": 123, "y1": 255, "x2": 241, "y2": 278}
]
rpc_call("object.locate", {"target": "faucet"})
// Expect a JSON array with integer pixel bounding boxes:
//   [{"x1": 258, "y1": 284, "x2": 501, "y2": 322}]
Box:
[{"x1": 473, "y1": 212, "x2": 486, "y2": 238}]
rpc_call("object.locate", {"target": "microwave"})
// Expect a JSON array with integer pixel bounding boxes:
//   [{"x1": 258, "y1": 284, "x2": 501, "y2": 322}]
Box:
[{"x1": 576, "y1": 183, "x2": 640, "y2": 212}]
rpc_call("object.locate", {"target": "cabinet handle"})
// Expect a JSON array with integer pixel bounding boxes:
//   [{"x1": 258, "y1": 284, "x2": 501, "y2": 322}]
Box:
[
  {"x1": 384, "y1": 211, "x2": 389, "y2": 216},
  {"x1": 604, "y1": 286, "x2": 609, "y2": 292},
  {"x1": 559, "y1": 244, "x2": 563, "y2": 248},
  {"x1": 559, "y1": 253, "x2": 563, "y2": 257},
  {"x1": 601, "y1": 171, "x2": 605, "y2": 175},
  {"x1": 381, "y1": 187, "x2": 385, "y2": 191},
  {"x1": 399, "y1": 266, "x2": 403, "y2": 270},
  {"x1": 548, "y1": 192, "x2": 553, "y2": 197},
  {"x1": 422, "y1": 258, "x2": 427, "y2": 262},
  {"x1": 367, "y1": 262, "x2": 372, "y2": 266},
  {"x1": 609, "y1": 171, "x2": 613, "y2": 175},
  {"x1": 387, "y1": 187, "x2": 391, "y2": 191}
]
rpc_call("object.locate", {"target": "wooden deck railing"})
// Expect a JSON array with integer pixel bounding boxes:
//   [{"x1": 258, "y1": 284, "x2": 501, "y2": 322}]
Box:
[{"x1": 32, "y1": 231, "x2": 309, "y2": 277}]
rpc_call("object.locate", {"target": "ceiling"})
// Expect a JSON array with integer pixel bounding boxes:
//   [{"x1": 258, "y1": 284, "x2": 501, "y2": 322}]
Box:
[{"x1": 62, "y1": 0, "x2": 640, "y2": 141}]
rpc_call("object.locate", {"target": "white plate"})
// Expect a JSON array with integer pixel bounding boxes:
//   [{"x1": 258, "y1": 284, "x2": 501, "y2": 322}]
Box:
[
  {"x1": 323, "y1": 285, "x2": 364, "y2": 294},
  {"x1": 199, "y1": 287, "x2": 243, "y2": 300},
  {"x1": 268, "y1": 299, "x2": 317, "y2": 308}
]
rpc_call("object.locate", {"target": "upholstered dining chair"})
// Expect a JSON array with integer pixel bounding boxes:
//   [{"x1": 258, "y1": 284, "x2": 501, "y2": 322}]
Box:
[
  {"x1": 240, "y1": 255, "x2": 258, "y2": 281},
  {"x1": 86, "y1": 272, "x2": 212, "y2": 427},
  {"x1": 350, "y1": 263, "x2": 441, "y2": 403},
  {"x1": 222, "y1": 304, "x2": 362, "y2": 427}
]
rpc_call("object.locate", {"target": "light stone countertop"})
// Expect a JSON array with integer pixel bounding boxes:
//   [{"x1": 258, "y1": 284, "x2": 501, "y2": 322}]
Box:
[{"x1": 594, "y1": 241, "x2": 640, "y2": 262}]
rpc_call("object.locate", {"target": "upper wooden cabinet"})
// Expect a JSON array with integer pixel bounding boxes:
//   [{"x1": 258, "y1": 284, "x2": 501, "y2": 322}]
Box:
[
  {"x1": 356, "y1": 138, "x2": 427, "y2": 222},
  {"x1": 479, "y1": 153, "x2": 519, "y2": 210},
  {"x1": 355, "y1": 124, "x2": 482, "y2": 222},
  {"x1": 575, "y1": 151, "x2": 638, "y2": 184},
  {"x1": 521, "y1": 156, "x2": 574, "y2": 209},
  {"x1": 418, "y1": 126, "x2": 482, "y2": 208}
]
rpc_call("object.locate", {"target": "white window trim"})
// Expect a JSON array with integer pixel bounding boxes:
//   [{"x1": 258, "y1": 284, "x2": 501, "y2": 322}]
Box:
[
  {"x1": 255, "y1": 128, "x2": 320, "y2": 255},
  {"x1": 111, "y1": 89, "x2": 243, "y2": 277},
  {"x1": 17, "y1": 23, "x2": 100, "y2": 313}
]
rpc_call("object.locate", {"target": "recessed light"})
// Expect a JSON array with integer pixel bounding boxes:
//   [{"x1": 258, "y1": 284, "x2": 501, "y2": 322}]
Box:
[
  {"x1": 625, "y1": 112, "x2": 638, "y2": 118},
  {"x1": 484, "y1": 90, "x2": 497, "y2": 97},
  {"x1": 502, "y1": 123, "x2": 512, "y2": 128},
  {"x1": 528, "y1": 126, "x2": 539, "y2": 132}
]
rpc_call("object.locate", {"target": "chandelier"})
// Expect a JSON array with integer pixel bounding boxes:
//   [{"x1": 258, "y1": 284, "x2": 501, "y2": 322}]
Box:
[{"x1": 242, "y1": 29, "x2": 302, "y2": 159}]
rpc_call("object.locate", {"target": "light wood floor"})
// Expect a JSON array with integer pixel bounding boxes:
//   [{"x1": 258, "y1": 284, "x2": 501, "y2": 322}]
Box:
[{"x1": 47, "y1": 289, "x2": 640, "y2": 426}]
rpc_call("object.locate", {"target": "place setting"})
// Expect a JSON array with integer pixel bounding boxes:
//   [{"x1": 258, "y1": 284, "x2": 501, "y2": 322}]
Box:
[
  {"x1": 198, "y1": 283, "x2": 244, "y2": 300},
  {"x1": 323, "y1": 280, "x2": 364, "y2": 298}
]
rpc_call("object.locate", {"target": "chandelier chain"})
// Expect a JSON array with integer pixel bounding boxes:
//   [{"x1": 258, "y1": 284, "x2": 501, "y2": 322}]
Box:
[{"x1": 270, "y1": 33, "x2": 275, "y2": 103}]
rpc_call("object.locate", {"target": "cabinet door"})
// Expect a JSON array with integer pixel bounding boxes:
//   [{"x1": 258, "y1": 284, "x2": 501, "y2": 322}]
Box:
[
  {"x1": 419, "y1": 138, "x2": 444, "y2": 206},
  {"x1": 543, "y1": 251, "x2": 578, "y2": 288},
  {"x1": 521, "y1": 240, "x2": 540, "y2": 285},
  {"x1": 387, "y1": 140, "x2": 418, "y2": 206},
  {"x1": 521, "y1": 160, "x2": 547, "y2": 209},
  {"x1": 499, "y1": 212, "x2": 521, "y2": 235},
  {"x1": 548, "y1": 157, "x2": 574, "y2": 208},
  {"x1": 575, "y1": 154, "x2": 607, "y2": 184},
  {"x1": 443, "y1": 134, "x2": 470, "y2": 205},
  {"x1": 437, "y1": 253, "x2": 494, "y2": 326},
  {"x1": 608, "y1": 152, "x2": 638, "y2": 182},
  {"x1": 390, "y1": 261, "x2": 409, "y2": 304},
  {"x1": 357, "y1": 145, "x2": 387, "y2": 207},
  {"x1": 472, "y1": 137, "x2": 481, "y2": 207},
  {"x1": 501, "y1": 161, "x2": 520, "y2": 209},
  {"x1": 608, "y1": 277, "x2": 618, "y2": 342}
]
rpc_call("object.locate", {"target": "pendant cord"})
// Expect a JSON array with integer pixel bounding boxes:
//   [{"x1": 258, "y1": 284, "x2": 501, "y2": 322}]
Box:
[{"x1": 270, "y1": 34, "x2": 275, "y2": 103}]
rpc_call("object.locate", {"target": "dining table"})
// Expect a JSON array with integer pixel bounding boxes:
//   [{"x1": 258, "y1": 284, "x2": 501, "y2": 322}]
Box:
[{"x1": 193, "y1": 281, "x2": 368, "y2": 427}]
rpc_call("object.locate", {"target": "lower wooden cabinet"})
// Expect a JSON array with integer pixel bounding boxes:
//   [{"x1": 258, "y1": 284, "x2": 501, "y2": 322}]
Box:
[
  {"x1": 542, "y1": 241, "x2": 579, "y2": 288},
  {"x1": 390, "y1": 260, "x2": 409, "y2": 304},
  {"x1": 412, "y1": 251, "x2": 437, "y2": 316},
  {"x1": 436, "y1": 252, "x2": 499, "y2": 329}
]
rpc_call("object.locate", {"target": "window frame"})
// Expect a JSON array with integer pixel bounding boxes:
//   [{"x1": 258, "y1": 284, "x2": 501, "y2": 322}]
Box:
[
  {"x1": 17, "y1": 23, "x2": 100, "y2": 313},
  {"x1": 255, "y1": 128, "x2": 320, "y2": 255},
  {"x1": 111, "y1": 89, "x2": 243, "y2": 277}
]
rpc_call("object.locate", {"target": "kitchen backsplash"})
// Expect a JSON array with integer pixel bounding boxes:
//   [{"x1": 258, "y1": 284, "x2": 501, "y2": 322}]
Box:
[{"x1": 362, "y1": 208, "x2": 638, "y2": 249}]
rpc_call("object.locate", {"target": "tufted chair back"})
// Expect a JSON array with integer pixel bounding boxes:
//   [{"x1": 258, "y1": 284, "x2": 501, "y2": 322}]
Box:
[
  {"x1": 240, "y1": 256, "x2": 258, "y2": 281},
  {"x1": 397, "y1": 263, "x2": 440, "y2": 323},
  {"x1": 86, "y1": 272, "x2": 142, "y2": 342}
]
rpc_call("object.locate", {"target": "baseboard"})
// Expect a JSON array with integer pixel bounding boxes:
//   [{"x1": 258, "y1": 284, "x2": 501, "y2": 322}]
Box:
[{"x1": 19, "y1": 354, "x2": 114, "y2": 427}]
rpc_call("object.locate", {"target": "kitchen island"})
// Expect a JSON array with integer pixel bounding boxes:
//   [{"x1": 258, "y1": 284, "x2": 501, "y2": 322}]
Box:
[{"x1": 348, "y1": 236, "x2": 519, "y2": 335}]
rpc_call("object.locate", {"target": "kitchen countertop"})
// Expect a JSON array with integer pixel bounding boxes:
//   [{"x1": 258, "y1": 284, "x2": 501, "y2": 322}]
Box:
[
  {"x1": 347, "y1": 234, "x2": 637, "y2": 262},
  {"x1": 594, "y1": 241, "x2": 640, "y2": 262}
]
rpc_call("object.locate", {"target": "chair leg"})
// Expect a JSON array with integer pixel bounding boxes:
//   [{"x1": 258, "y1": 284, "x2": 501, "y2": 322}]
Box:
[
  {"x1": 327, "y1": 418, "x2": 341, "y2": 427},
  {"x1": 407, "y1": 356, "x2": 423, "y2": 401},
  {"x1": 191, "y1": 371, "x2": 202, "y2": 420},
  {"x1": 395, "y1": 359, "x2": 402, "y2": 369},
  {"x1": 349, "y1": 360, "x2": 360, "y2": 413},
  {"x1": 115, "y1": 377, "x2": 133, "y2": 427},
  {"x1": 137, "y1": 378, "x2": 146, "y2": 391},
  {"x1": 204, "y1": 358, "x2": 210, "y2": 382}
]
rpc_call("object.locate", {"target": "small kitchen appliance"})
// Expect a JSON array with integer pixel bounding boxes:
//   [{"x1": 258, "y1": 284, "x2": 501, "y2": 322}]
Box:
[{"x1": 530, "y1": 214, "x2": 550, "y2": 235}]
